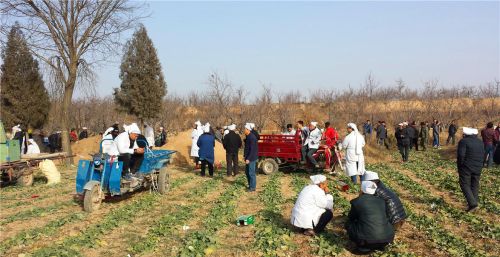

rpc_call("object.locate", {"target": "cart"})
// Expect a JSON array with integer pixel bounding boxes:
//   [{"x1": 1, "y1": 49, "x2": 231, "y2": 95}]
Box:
[
  {"x1": 257, "y1": 133, "x2": 343, "y2": 174},
  {"x1": 75, "y1": 140, "x2": 176, "y2": 212}
]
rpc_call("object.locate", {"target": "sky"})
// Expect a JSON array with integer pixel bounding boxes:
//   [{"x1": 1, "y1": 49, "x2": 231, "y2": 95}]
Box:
[{"x1": 92, "y1": 1, "x2": 499, "y2": 98}]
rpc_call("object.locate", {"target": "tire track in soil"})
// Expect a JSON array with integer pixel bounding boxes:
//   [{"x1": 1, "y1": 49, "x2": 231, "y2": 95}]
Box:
[
  {"x1": 377, "y1": 169, "x2": 496, "y2": 256},
  {"x1": 208, "y1": 174, "x2": 270, "y2": 257},
  {"x1": 5, "y1": 168, "x2": 192, "y2": 257},
  {"x1": 88, "y1": 175, "x2": 226, "y2": 257}
]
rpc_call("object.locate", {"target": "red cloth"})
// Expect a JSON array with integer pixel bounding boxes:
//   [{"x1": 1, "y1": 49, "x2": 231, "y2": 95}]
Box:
[
  {"x1": 70, "y1": 131, "x2": 78, "y2": 142},
  {"x1": 323, "y1": 127, "x2": 339, "y2": 148}
]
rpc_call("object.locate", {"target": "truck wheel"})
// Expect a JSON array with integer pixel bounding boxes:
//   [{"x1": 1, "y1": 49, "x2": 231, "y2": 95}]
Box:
[
  {"x1": 261, "y1": 158, "x2": 279, "y2": 175},
  {"x1": 158, "y1": 168, "x2": 170, "y2": 195},
  {"x1": 17, "y1": 171, "x2": 33, "y2": 187},
  {"x1": 84, "y1": 184, "x2": 102, "y2": 213}
]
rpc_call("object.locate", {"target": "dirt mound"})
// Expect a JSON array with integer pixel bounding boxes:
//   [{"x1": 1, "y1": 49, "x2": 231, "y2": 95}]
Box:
[{"x1": 71, "y1": 136, "x2": 101, "y2": 162}]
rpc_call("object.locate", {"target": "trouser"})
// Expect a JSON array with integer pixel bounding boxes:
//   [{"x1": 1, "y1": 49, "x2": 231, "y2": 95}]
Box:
[
  {"x1": 446, "y1": 135, "x2": 456, "y2": 145},
  {"x1": 458, "y1": 169, "x2": 480, "y2": 208},
  {"x1": 119, "y1": 153, "x2": 144, "y2": 176},
  {"x1": 364, "y1": 133, "x2": 371, "y2": 143},
  {"x1": 484, "y1": 144, "x2": 494, "y2": 168},
  {"x1": 350, "y1": 162, "x2": 360, "y2": 183},
  {"x1": 245, "y1": 160, "x2": 257, "y2": 190},
  {"x1": 377, "y1": 138, "x2": 389, "y2": 149},
  {"x1": 412, "y1": 138, "x2": 419, "y2": 151},
  {"x1": 398, "y1": 145, "x2": 409, "y2": 161},
  {"x1": 200, "y1": 160, "x2": 214, "y2": 176},
  {"x1": 420, "y1": 138, "x2": 427, "y2": 151},
  {"x1": 301, "y1": 146, "x2": 318, "y2": 165},
  {"x1": 313, "y1": 209, "x2": 333, "y2": 234},
  {"x1": 226, "y1": 152, "x2": 239, "y2": 176},
  {"x1": 433, "y1": 134, "x2": 440, "y2": 147}
]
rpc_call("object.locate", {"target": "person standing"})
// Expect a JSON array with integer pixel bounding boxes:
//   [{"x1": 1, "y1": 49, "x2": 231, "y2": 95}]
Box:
[
  {"x1": 155, "y1": 127, "x2": 167, "y2": 147},
  {"x1": 197, "y1": 124, "x2": 216, "y2": 177},
  {"x1": 79, "y1": 127, "x2": 88, "y2": 140},
  {"x1": 481, "y1": 122, "x2": 497, "y2": 168},
  {"x1": 223, "y1": 124, "x2": 242, "y2": 177},
  {"x1": 244, "y1": 123, "x2": 258, "y2": 192},
  {"x1": 406, "y1": 121, "x2": 417, "y2": 150},
  {"x1": 144, "y1": 124, "x2": 155, "y2": 148},
  {"x1": 395, "y1": 123, "x2": 410, "y2": 162},
  {"x1": 341, "y1": 123, "x2": 366, "y2": 184},
  {"x1": 457, "y1": 127, "x2": 484, "y2": 212},
  {"x1": 447, "y1": 120, "x2": 458, "y2": 146},
  {"x1": 191, "y1": 121, "x2": 203, "y2": 168},
  {"x1": 363, "y1": 120, "x2": 373, "y2": 143},
  {"x1": 419, "y1": 122, "x2": 429, "y2": 151},
  {"x1": 376, "y1": 121, "x2": 389, "y2": 149},
  {"x1": 323, "y1": 121, "x2": 339, "y2": 149},
  {"x1": 431, "y1": 120, "x2": 440, "y2": 148}
]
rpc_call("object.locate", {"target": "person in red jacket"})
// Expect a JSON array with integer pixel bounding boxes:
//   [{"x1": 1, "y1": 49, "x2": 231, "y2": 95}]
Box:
[
  {"x1": 70, "y1": 128, "x2": 78, "y2": 142},
  {"x1": 322, "y1": 122, "x2": 339, "y2": 172}
]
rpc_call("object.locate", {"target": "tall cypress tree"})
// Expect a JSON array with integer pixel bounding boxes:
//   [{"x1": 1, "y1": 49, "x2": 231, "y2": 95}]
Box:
[
  {"x1": 114, "y1": 25, "x2": 167, "y2": 126},
  {"x1": 0, "y1": 24, "x2": 50, "y2": 129}
]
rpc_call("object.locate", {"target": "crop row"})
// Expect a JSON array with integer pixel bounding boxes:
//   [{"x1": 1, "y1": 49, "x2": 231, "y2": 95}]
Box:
[
  {"x1": 1, "y1": 187, "x2": 74, "y2": 210},
  {"x1": 30, "y1": 175, "x2": 191, "y2": 257},
  {"x1": 178, "y1": 175, "x2": 246, "y2": 257},
  {"x1": 129, "y1": 176, "x2": 222, "y2": 255},
  {"x1": 0, "y1": 199, "x2": 77, "y2": 226},
  {"x1": 371, "y1": 164, "x2": 488, "y2": 257}
]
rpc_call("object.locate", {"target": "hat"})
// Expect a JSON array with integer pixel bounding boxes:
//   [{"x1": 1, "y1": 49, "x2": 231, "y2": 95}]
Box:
[
  {"x1": 125, "y1": 123, "x2": 141, "y2": 134},
  {"x1": 195, "y1": 120, "x2": 202, "y2": 126},
  {"x1": 363, "y1": 171, "x2": 379, "y2": 181},
  {"x1": 402, "y1": 122, "x2": 408, "y2": 126},
  {"x1": 310, "y1": 121, "x2": 318, "y2": 127},
  {"x1": 249, "y1": 123, "x2": 256, "y2": 129},
  {"x1": 203, "y1": 124, "x2": 210, "y2": 133},
  {"x1": 361, "y1": 181, "x2": 377, "y2": 195},
  {"x1": 159, "y1": 127, "x2": 164, "y2": 130},
  {"x1": 398, "y1": 123, "x2": 404, "y2": 126},
  {"x1": 228, "y1": 124, "x2": 236, "y2": 130},
  {"x1": 245, "y1": 123, "x2": 252, "y2": 131},
  {"x1": 462, "y1": 127, "x2": 478, "y2": 135},
  {"x1": 82, "y1": 127, "x2": 88, "y2": 130},
  {"x1": 310, "y1": 174, "x2": 327, "y2": 185}
]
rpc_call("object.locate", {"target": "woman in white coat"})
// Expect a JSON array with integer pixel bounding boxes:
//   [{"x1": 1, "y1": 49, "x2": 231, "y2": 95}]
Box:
[
  {"x1": 191, "y1": 121, "x2": 203, "y2": 167},
  {"x1": 291, "y1": 175, "x2": 334, "y2": 236},
  {"x1": 342, "y1": 123, "x2": 366, "y2": 184}
]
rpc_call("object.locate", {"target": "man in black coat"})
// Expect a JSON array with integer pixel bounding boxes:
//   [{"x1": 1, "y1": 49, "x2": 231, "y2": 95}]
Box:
[
  {"x1": 244, "y1": 123, "x2": 258, "y2": 192},
  {"x1": 457, "y1": 127, "x2": 485, "y2": 212},
  {"x1": 406, "y1": 122, "x2": 417, "y2": 150},
  {"x1": 223, "y1": 124, "x2": 242, "y2": 176},
  {"x1": 345, "y1": 181, "x2": 395, "y2": 253},
  {"x1": 395, "y1": 123, "x2": 410, "y2": 162},
  {"x1": 447, "y1": 120, "x2": 458, "y2": 145}
]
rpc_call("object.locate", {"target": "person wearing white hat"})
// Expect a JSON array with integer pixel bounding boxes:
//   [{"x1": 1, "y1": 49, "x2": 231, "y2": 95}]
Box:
[
  {"x1": 191, "y1": 121, "x2": 203, "y2": 168},
  {"x1": 243, "y1": 123, "x2": 258, "y2": 191},
  {"x1": 395, "y1": 122, "x2": 410, "y2": 162},
  {"x1": 79, "y1": 127, "x2": 88, "y2": 140},
  {"x1": 223, "y1": 124, "x2": 242, "y2": 176},
  {"x1": 282, "y1": 124, "x2": 296, "y2": 136},
  {"x1": 342, "y1": 123, "x2": 366, "y2": 183},
  {"x1": 114, "y1": 123, "x2": 144, "y2": 177},
  {"x1": 143, "y1": 124, "x2": 155, "y2": 148},
  {"x1": 457, "y1": 126, "x2": 484, "y2": 212},
  {"x1": 155, "y1": 126, "x2": 167, "y2": 147},
  {"x1": 291, "y1": 175, "x2": 334, "y2": 236},
  {"x1": 362, "y1": 171, "x2": 407, "y2": 229},
  {"x1": 301, "y1": 122, "x2": 322, "y2": 170},
  {"x1": 346, "y1": 181, "x2": 395, "y2": 253},
  {"x1": 197, "y1": 123, "x2": 216, "y2": 177}
]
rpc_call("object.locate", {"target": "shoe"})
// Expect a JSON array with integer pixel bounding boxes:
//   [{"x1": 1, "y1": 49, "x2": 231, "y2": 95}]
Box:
[
  {"x1": 314, "y1": 164, "x2": 320, "y2": 169},
  {"x1": 303, "y1": 229, "x2": 316, "y2": 237},
  {"x1": 247, "y1": 188, "x2": 256, "y2": 192},
  {"x1": 466, "y1": 205, "x2": 478, "y2": 213}
]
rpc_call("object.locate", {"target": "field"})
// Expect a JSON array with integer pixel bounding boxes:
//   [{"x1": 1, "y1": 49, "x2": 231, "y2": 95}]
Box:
[{"x1": 0, "y1": 142, "x2": 499, "y2": 257}]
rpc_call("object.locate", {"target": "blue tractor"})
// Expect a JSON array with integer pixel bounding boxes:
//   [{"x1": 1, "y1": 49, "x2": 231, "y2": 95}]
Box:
[{"x1": 76, "y1": 140, "x2": 176, "y2": 212}]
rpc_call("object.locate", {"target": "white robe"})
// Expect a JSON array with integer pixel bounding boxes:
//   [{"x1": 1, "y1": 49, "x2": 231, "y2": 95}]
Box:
[
  {"x1": 291, "y1": 185, "x2": 334, "y2": 229},
  {"x1": 342, "y1": 131, "x2": 366, "y2": 177},
  {"x1": 305, "y1": 127, "x2": 322, "y2": 149},
  {"x1": 190, "y1": 127, "x2": 203, "y2": 157},
  {"x1": 24, "y1": 139, "x2": 40, "y2": 154},
  {"x1": 114, "y1": 132, "x2": 136, "y2": 155},
  {"x1": 144, "y1": 125, "x2": 155, "y2": 147}
]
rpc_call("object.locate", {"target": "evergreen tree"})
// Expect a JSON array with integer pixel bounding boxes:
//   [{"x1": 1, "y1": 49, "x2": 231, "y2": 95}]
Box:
[
  {"x1": 0, "y1": 24, "x2": 50, "y2": 129},
  {"x1": 114, "y1": 25, "x2": 167, "y2": 126}
]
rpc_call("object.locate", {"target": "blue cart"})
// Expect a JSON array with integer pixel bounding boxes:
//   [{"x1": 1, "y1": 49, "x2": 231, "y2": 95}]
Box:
[{"x1": 76, "y1": 140, "x2": 176, "y2": 212}]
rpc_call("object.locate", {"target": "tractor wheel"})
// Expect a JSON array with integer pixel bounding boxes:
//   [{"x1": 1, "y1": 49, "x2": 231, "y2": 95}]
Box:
[
  {"x1": 17, "y1": 169, "x2": 33, "y2": 187},
  {"x1": 84, "y1": 184, "x2": 102, "y2": 213},
  {"x1": 158, "y1": 168, "x2": 170, "y2": 195},
  {"x1": 261, "y1": 158, "x2": 279, "y2": 175}
]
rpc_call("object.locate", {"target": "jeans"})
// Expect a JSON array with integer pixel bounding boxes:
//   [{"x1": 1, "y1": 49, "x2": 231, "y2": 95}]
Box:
[
  {"x1": 351, "y1": 175, "x2": 358, "y2": 184},
  {"x1": 226, "y1": 152, "x2": 239, "y2": 176},
  {"x1": 459, "y1": 169, "x2": 480, "y2": 208},
  {"x1": 484, "y1": 144, "x2": 494, "y2": 168},
  {"x1": 245, "y1": 160, "x2": 257, "y2": 190},
  {"x1": 301, "y1": 146, "x2": 318, "y2": 165},
  {"x1": 433, "y1": 134, "x2": 440, "y2": 147},
  {"x1": 377, "y1": 138, "x2": 389, "y2": 149},
  {"x1": 313, "y1": 209, "x2": 333, "y2": 234},
  {"x1": 398, "y1": 145, "x2": 409, "y2": 161},
  {"x1": 200, "y1": 160, "x2": 214, "y2": 176}
]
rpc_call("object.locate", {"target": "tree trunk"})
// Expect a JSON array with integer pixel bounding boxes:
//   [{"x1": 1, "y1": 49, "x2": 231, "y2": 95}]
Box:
[{"x1": 61, "y1": 74, "x2": 77, "y2": 165}]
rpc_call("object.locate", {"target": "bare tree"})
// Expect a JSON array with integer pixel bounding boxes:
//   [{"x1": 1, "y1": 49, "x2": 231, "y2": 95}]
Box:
[{"x1": 1, "y1": 0, "x2": 143, "y2": 162}]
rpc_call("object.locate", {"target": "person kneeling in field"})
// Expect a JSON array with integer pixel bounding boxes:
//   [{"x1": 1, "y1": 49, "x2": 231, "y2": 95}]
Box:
[
  {"x1": 345, "y1": 181, "x2": 395, "y2": 253},
  {"x1": 291, "y1": 175, "x2": 334, "y2": 236},
  {"x1": 362, "y1": 171, "x2": 407, "y2": 230}
]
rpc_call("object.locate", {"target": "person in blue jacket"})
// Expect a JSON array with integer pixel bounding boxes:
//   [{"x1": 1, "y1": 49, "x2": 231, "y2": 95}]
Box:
[
  {"x1": 197, "y1": 123, "x2": 215, "y2": 177},
  {"x1": 244, "y1": 123, "x2": 259, "y2": 192}
]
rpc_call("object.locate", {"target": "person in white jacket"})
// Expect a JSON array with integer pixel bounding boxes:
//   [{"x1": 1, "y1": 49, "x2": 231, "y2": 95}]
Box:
[
  {"x1": 191, "y1": 120, "x2": 203, "y2": 167},
  {"x1": 301, "y1": 122, "x2": 322, "y2": 169},
  {"x1": 144, "y1": 124, "x2": 155, "y2": 148},
  {"x1": 342, "y1": 123, "x2": 366, "y2": 184},
  {"x1": 101, "y1": 126, "x2": 119, "y2": 156},
  {"x1": 114, "y1": 123, "x2": 143, "y2": 176},
  {"x1": 291, "y1": 174, "x2": 334, "y2": 236}
]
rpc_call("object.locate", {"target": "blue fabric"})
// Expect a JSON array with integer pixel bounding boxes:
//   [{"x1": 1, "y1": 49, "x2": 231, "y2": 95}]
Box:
[
  {"x1": 197, "y1": 133, "x2": 215, "y2": 164},
  {"x1": 244, "y1": 132, "x2": 258, "y2": 162},
  {"x1": 364, "y1": 124, "x2": 373, "y2": 134},
  {"x1": 245, "y1": 160, "x2": 257, "y2": 190},
  {"x1": 484, "y1": 144, "x2": 494, "y2": 168}
]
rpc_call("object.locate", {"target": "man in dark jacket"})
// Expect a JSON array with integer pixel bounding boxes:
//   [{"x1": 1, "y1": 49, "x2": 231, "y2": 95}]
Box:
[
  {"x1": 447, "y1": 120, "x2": 458, "y2": 145},
  {"x1": 244, "y1": 123, "x2": 258, "y2": 192},
  {"x1": 406, "y1": 122, "x2": 417, "y2": 150},
  {"x1": 345, "y1": 181, "x2": 395, "y2": 253},
  {"x1": 431, "y1": 120, "x2": 440, "y2": 148},
  {"x1": 481, "y1": 122, "x2": 497, "y2": 168},
  {"x1": 376, "y1": 121, "x2": 389, "y2": 149},
  {"x1": 457, "y1": 127, "x2": 485, "y2": 212},
  {"x1": 419, "y1": 122, "x2": 429, "y2": 151},
  {"x1": 363, "y1": 120, "x2": 373, "y2": 143},
  {"x1": 79, "y1": 127, "x2": 88, "y2": 140},
  {"x1": 395, "y1": 123, "x2": 410, "y2": 162},
  {"x1": 362, "y1": 171, "x2": 407, "y2": 230},
  {"x1": 223, "y1": 124, "x2": 242, "y2": 176}
]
